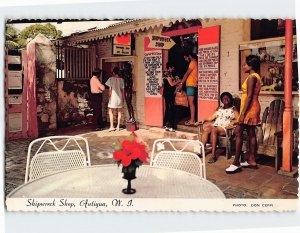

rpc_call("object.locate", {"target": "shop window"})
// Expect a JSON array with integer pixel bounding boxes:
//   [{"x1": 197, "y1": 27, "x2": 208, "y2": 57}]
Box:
[
  {"x1": 56, "y1": 43, "x2": 96, "y2": 80},
  {"x1": 251, "y1": 19, "x2": 296, "y2": 40}
]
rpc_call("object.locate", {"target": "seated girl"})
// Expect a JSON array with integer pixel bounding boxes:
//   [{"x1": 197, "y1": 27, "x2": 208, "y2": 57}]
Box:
[{"x1": 198, "y1": 92, "x2": 239, "y2": 163}]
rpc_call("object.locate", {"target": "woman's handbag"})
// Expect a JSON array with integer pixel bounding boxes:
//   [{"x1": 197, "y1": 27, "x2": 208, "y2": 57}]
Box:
[{"x1": 175, "y1": 91, "x2": 189, "y2": 107}]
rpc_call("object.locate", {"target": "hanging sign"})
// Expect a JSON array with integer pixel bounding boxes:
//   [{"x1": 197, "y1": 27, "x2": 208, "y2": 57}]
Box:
[
  {"x1": 148, "y1": 35, "x2": 175, "y2": 50},
  {"x1": 198, "y1": 43, "x2": 219, "y2": 100},
  {"x1": 144, "y1": 50, "x2": 163, "y2": 97},
  {"x1": 113, "y1": 35, "x2": 132, "y2": 55}
]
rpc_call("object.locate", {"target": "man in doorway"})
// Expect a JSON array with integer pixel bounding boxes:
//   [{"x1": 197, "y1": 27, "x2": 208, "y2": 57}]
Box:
[
  {"x1": 178, "y1": 50, "x2": 198, "y2": 126},
  {"x1": 90, "y1": 68, "x2": 105, "y2": 131}
]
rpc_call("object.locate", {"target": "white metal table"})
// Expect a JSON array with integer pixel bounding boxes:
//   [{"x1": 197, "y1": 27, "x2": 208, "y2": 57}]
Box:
[{"x1": 8, "y1": 165, "x2": 225, "y2": 198}]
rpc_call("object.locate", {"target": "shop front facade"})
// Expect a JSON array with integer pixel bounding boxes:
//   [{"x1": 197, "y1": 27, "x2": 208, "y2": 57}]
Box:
[{"x1": 58, "y1": 18, "x2": 298, "y2": 130}]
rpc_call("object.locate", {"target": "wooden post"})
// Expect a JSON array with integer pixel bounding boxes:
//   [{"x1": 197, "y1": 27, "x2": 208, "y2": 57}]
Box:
[{"x1": 282, "y1": 19, "x2": 293, "y2": 172}]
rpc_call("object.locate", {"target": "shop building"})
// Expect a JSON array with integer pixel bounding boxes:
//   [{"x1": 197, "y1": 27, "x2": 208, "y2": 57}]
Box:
[{"x1": 56, "y1": 18, "x2": 298, "y2": 128}]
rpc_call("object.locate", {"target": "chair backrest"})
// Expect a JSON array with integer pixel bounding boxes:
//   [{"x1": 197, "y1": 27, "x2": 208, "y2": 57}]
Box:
[
  {"x1": 25, "y1": 136, "x2": 91, "y2": 183},
  {"x1": 258, "y1": 99, "x2": 285, "y2": 146},
  {"x1": 233, "y1": 97, "x2": 241, "y2": 112},
  {"x1": 150, "y1": 139, "x2": 206, "y2": 179}
]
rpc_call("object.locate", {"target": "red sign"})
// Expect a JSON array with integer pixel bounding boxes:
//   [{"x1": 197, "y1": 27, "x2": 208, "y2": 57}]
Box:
[{"x1": 113, "y1": 35, "x2": 131, "y2": 45}]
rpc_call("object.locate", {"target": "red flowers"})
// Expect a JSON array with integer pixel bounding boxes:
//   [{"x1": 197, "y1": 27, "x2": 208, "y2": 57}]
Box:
[{"x1": 113, "y1": 132, "x2": 149, "y2": 167}]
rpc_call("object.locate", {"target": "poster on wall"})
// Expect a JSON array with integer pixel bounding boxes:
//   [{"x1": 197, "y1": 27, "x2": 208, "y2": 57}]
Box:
[
  {"x1": 239, "y1": 36, "x2": 298, "y2": 93},
  {"x1": 144, "y1": 50, "x2": 163, "y2": 97},
  {"x1": 198, "y1": 43, "x2": 219, "y2": 100}
]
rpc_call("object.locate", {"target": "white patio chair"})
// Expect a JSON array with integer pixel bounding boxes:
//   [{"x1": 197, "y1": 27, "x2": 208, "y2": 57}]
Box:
[
  {"x1": 25, "y1": 136, "x2": 91, "y2": 183},
  {"x1": 150, "y1": 139, "x2": 206, "y2": 179}
]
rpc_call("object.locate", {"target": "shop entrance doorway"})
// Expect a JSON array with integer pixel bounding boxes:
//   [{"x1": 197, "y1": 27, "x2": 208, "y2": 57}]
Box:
[
  {"x1": 162, "y1": 25, "x2": 221, "y2": 127},
  {"x1": 100, "y1": 56, "x2": 137, "y2": 124}
]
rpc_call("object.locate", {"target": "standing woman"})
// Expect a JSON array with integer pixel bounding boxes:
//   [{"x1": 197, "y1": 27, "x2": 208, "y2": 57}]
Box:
[
  {"x1": 179, "y1": 50, "x2": 198, "y2": 126},
  {"x1": 226, "y1": 55, "x2": 261, "y2": 174},
  {"x1": 105, "y1": 67, "x2": 125, "y2": 131},
  {"x1": 162, "y1": 62, "x2": 181, "y2": 132}
]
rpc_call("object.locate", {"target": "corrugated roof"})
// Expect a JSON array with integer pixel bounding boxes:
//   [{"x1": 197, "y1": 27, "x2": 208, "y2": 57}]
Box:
[{"x1": 63, "y1": 18, "x2": 184, "y2": 44}]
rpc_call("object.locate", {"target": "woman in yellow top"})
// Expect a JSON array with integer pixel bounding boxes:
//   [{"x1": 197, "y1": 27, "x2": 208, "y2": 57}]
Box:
[
  {"x1": 226, "y1": 55, "x2": 261, "y2": 174},
  {"x1": 179, "y1": 50, "x2": 198, "y2": 126}
]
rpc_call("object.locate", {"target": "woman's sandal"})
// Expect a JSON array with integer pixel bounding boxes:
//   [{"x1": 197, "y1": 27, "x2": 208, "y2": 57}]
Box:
[
  {"x1": 225, "y1": 164, "x2": 242, "y2": 174},
  {"x1": 240, "y1": 161, "x2": 258, "y2": 169},
  {"x1": 208, "y1": 156, "x2": 217, "y2": 163},
  {"x1": 184, "y1": 121, "x2": 195, "y2": 126}
]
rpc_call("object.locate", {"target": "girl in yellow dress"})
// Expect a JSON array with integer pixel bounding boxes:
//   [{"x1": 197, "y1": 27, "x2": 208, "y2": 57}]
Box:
[{"x1": 226, "y1": 55, "x2": 261, "y2": 174}]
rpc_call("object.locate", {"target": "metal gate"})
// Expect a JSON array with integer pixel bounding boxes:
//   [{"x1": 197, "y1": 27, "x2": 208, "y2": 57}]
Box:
[{"x1": 55, "y1": 42, "x2": 96, "y2": 80}]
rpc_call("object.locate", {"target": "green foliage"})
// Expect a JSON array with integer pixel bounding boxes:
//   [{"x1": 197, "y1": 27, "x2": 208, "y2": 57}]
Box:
[
  {"x1": 5, "y1": 25, "x2": 20, "y2": 49},
  {"x1": 19, "y1": 23, "x2": 62, "y2": 41},
  {"x1": 5, "y1": 23, "x2": 62, "y2": 49},
  {"x1": 114, "y1": 140, "x2": 122, "y2": 151}
]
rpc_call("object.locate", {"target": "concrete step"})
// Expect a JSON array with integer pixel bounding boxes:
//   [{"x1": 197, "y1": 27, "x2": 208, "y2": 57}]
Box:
[{"x1": 149, "y1": 127, "x2": 199, "y2": 140}]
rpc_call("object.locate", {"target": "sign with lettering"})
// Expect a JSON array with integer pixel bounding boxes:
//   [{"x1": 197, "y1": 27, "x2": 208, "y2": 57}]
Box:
[
  {"x1": 144, "y1": 50, "x2": 162, "y2": 97},
  {"x1": 198, "y1": 43, "x2": 219, "y2": 100},
  {"x1": 113, "y1": 35, "x2": 132, "y2": 55},
  {"x1": 113, "y1": 44, "x2": 131, "y2": 55},
  {"x1": 148, "y1": 35, "x2": 175, "y2": 50}
]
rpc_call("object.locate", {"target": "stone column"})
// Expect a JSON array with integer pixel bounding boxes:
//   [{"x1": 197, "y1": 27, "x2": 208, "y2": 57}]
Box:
[{"x1": 27, "y1": 34, "x2": 57, "y2": 136}]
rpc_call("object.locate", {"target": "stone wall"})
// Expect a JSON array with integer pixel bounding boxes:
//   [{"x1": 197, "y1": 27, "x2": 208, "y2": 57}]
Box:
[{"x1": 30, "y1": 34, "x2": 57, "y2": 135}]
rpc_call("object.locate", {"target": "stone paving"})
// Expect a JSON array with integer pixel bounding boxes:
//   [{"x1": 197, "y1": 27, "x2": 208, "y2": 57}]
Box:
[{"x1": 4, "y1": 124, "x2": 299, "y2": 199}]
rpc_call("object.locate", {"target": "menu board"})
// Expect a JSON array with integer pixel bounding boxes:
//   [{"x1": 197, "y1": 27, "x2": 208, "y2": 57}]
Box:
[
  {"x1": 144, "y1": 50, "x2": 162, "y2": 97},
  {"x1": 198, "y1": 43, "x2": 219, "y2": 100}
]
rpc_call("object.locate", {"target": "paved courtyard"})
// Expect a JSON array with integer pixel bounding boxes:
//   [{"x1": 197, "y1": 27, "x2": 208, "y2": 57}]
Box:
[{"x1": 5, "y1": 124, "x2": 299, "y2": 199}]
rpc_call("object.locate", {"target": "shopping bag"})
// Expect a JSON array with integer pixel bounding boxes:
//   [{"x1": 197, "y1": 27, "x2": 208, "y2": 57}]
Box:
[{"x1": 175, "y1": 91, "x2": 189, "y2": 107}]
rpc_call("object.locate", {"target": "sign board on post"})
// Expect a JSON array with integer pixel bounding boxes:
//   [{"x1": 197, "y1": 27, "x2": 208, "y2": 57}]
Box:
[
  {"x1": 147, "y1": 35, "x2": 175, "y2": 50},
  {"x1": 198, "y1": 26, "x2": 221, "y2": 121},
  {"x1": 113, "y1": 35, "x2": 132, "y2": 56}
]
